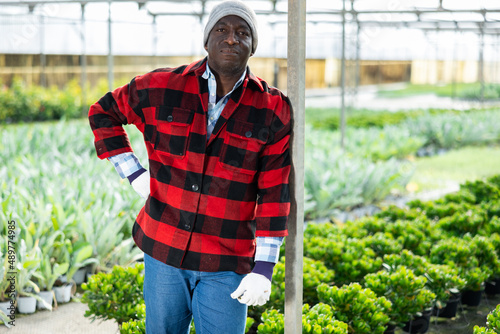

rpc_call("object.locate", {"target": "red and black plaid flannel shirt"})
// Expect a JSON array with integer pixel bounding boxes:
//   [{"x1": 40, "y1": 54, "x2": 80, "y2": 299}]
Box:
[{"x1": 89, "y1": 58, "x2": 291, "y2": 274}]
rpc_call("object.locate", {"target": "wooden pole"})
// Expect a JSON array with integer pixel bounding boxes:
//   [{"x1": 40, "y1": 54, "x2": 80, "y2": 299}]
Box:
[{"x1": 285, "y1": 0, "x2": 305, "y2": 333}]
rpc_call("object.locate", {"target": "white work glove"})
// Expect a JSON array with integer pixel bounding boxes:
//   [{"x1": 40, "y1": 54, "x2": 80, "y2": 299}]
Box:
[
  {"x1": 131, "y1": 170, "x2": 150, "y2": 199},
  {"x1": 231, "y1": 273, "x2": 271, "y2": 306}
]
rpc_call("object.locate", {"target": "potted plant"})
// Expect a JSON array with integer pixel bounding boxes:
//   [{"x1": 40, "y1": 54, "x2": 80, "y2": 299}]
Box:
[
  {"x1": 65, "y1": 243, "x2": 98, "y2": 285},
  {"x1": 14, "y1": 240, "x2": 48, "y2": 314},
  {"x1": 0, "y1": 243, "x2": 14, "y2": 328},
  {"x1": 81, "y1": 263, "x2": 144, "y2": 325},
  {"x1": 257, "y1": 303, "x2": 349, "y2": 334},
  {"x1": 460, "y1": 267, "x2": 489, "y2": 307},
  {"x1": 363, "y1": 266, "x2": 436, "y2": 333},
  {"x1": 425, "y1": 264, "x2": 465, "y2": 318},
  {"x1": 317, "y1": 282, "x2": 392, "y2": 334},
  {"x1": 33, "y1": 253, "x2": 69, "y2": 310},
  {"x1": 54, "y1": 241, "x2": 97, "y2": 303}
]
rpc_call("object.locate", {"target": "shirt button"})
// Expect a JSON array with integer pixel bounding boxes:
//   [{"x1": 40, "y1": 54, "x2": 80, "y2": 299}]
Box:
[
  {"x1": 192, "y1": 184, "x2": 199, "y2": 192},
  {"x1": 210, "y1": 116, "x2": 214, "y2": 121},
  {"x1": 184, "y1": 224, "x2": 191, "y2": 230},
  {"x1": 245, "y1": 131, "x2": 252, "y2": 138},
  {"x1": 167, "y1": 115, "x2": 173, "y2": 122}
]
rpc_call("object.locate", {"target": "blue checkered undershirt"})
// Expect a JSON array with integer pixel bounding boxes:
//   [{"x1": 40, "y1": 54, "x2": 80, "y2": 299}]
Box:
[{"x1": 107, "y1": 64, "x2": 283, "y2": 264}]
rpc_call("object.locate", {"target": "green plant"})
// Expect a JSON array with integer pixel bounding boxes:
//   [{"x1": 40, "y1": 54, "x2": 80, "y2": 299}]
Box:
[
  {"x1": 460, "y1": 267, "x2": 490, "y2": 292},
  {"x1": 257, "y1": 303, "x2": 349, "y2": 334},
  {"x1": 65, "y1": 243, "x2": 98, "y2": 283},
  {"x1": 460, "y1": 179, "x2": 500, "y2": 204},
  {"x1": 364, "y1": 266, "x2": 436, "y2": 327},
  {"x1": 473, "y1": 326, "x2": 496, "y2": 334},
  {"x1": 317, "y1": 282, "x2": 391, "y2": 334},
  {"x1": 360, "y1": 232, "x2": 403, "y2": 257},
  {"x1": 384, "y1": 220, "x2": 431, "y2": 255},
  {"x1": 473, "y1": 303, "x2": 500, "y2": 333},
  {"x1": 429, "y1": 237, "x2": 490, "y2": 291},
  {"x1": 375, "y1": 205, "x2": 423, "y2": 222},
  {"x1": 437, "y1": 208, "x2": 488, "y2": 236},
  {"x1": 277, "y1": 257, "x2": 335, "y2": 309},
  {"x1": 424, "y1": 264, "x2": 465, "y2": 309},
  {"x1": 119, "y1": 303, "x2": 146, "y2": 334},
  {"x1": 486, "y1": 304, "x2": 500, "y2": 331},
  {"x1": 33, "y1": 253, "x2": 69, "y2": 291},
  {"x1": 81, "y1": 263, "x2": 144, "y2": 325}
]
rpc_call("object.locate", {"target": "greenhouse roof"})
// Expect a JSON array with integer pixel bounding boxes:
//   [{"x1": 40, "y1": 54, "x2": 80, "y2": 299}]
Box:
[{"x1": 1, "y1": 0, "x2": 500, "y2": 59}]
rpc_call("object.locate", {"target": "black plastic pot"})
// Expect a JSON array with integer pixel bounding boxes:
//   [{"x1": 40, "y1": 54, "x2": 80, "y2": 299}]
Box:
[
  {"x1": 432, "y1": 293, "x2": 461, "y2": 318},
  {"x1": 461, "y1": 288, "x2": 483, "y2": 307},
  {"x1": 485, "y1": 279, "x2": 500, "y2": 295},
  {"x1": 384, "y1": 323, "x2": 397, "y2": 334},
  {"x1": 402, "y1": 309, "x2": 432, "y2": 334}
]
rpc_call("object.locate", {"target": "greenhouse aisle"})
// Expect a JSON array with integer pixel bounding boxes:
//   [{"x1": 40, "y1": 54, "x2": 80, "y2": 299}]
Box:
[{"x1": 0, "y1": 302, "x2": 118, "y2": 334}]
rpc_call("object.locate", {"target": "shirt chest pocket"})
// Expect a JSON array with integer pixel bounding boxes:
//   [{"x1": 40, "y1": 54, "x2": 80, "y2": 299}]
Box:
[
  {"x1": 219, "y1": 119, "x2": 269, "y2": 174},
  {"x1": 153, "y1": 106, "x2": 195, "y2": 158}
]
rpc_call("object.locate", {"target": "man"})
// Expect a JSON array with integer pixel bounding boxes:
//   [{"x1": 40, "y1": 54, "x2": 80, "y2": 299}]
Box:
[{"x1": 88, "y1": 1, "x2": 291, "y2": 333}]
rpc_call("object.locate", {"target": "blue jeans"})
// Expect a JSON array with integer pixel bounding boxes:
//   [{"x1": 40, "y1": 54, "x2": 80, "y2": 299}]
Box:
[{"x1": 143, "y1": 253, "x2": 248, "y2": 334}]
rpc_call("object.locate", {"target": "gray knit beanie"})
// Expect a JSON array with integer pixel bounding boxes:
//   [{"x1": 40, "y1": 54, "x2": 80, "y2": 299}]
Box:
[{"x1": 204, "y1": 0, "x2": 258, "y2": 54}]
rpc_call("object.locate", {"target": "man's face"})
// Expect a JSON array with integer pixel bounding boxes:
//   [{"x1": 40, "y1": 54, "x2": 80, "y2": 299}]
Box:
[{"x1": 205, "y1": 15, "x2": 253, "y2": 77}]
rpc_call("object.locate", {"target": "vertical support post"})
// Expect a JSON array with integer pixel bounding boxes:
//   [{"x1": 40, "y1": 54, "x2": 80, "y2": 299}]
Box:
[
  {"x1": 478, "y1": 28, "x2": 485, "y2": 104},
  {"x1": 152, "y1": 14, "x2": 158, "y2": 69},
  {"x1": 108, "y1": 0, "x2": 114, "y2": 91},
  {"x1": 81, "y1": 3, "x2": 87, "y2": 114},
  {"x1": 355, "y1": 20, "x2": 360, "y2": 96},
  {"x1": 40, "y1": 14, "x2": 46, "y2": 87},
  {"x1": 340, "y1": 0, "x2": 346, "y2": 148},
  {"x1": 285, "y1": 0, "x2": 305, "y2": 333}
]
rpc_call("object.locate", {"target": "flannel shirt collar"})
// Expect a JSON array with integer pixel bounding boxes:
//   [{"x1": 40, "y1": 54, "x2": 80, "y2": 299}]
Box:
[
  {"x1": 201, "y1": 63, "x2": 246, "y2": 98},
  {"x1": 182, "y1": 57, "x2": 264, "y2": 92}
]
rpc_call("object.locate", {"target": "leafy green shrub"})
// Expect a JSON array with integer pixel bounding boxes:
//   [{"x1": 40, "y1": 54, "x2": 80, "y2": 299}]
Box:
[
  {"x1": 305, "y1": 235, "x2": 383, "y2": 285},
  {"x1": 342, "y1": 216, "x2": 386, "y2": 239},
  {"x1": 364, "y1": 266, "x2": 436, "y2": 327},
  {"x1": 119, "y1": 304, "x2": 146, "y2": 334},
  {"x1": 307, "y1": 108, "x2": 424, "y2": 131},
  {"x1": 374, "y1": 205, "x2": 424, "y2": 222},
  {"x1": 460, "y1": 179, "x2": 500, "y2": 204},
  {"x1": 257, "y1": 303, "x2": 348, "y2": 334},
  {"x1": 473, "y1": 303, "x2": 500, "y2": 333},
  {"x1": 384, "y1": 220, "x2": 431, "y2": 255},
  {"x1": 81, "y1": 263, "x2": 144, "y2": 325},
  {"x1": 360, "y1": 233, "x2": 403, "y2": 257},
  {"x1": 437, "y1": 208, "x2": 488, "y2": 237},
  {"x1": 382, "y1": 251, "x2": 464, "y2": 307},
  {"x1": 429, "y1": 237, "x2": 492, "y2": 291},
  {"x1": 317, "y1": 282, "x2": 391, "y2": 334},
  {"x1": 304, "y1": 221, "x2": 340, "y2": 239}
]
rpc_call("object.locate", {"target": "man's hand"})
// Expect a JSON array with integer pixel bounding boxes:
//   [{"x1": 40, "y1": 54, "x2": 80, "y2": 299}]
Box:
[
  {"x1": 131, "y1": 170, "x2": 150, "y2": 199},
  {"x1": 231, "y1": 273, "x2": 271, "y2": 306}
]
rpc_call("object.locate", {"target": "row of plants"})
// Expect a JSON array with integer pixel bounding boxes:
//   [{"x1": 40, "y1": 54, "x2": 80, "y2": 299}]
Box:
[
  {"x1": 377, "y1": 82, "x2": 500, "y2": 100},
  {"x1": 254, "y1": 174, "x2": 500, "y2": 332},
  {"x1": 78, "y1": 175, "x2": 500, "y2": 333},
  {"x1": 304, "y1": 108, "x2": 500, "y2": 219},
  {"x1": 0, "y1": 120, "x2": 146, "y2": 324},
  {"x1": 0, "y1": 77, "x2": 128, "y2": 123}
]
